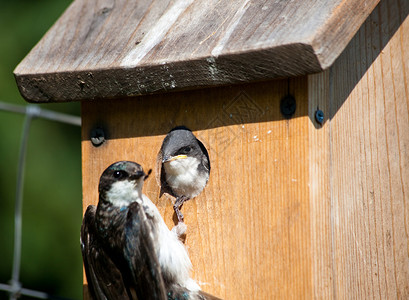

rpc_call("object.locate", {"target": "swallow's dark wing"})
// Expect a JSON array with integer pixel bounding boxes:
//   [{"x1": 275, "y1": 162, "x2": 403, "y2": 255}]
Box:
[
  {"x1": 198, "y1": 290, "x2": 223, "y2": 300},
  {"x1": 124, "y1": 201, "x2": 167, "y2": 300},
  {"x1": 167, "y1": 285, "x2": 223, "y2": 300},
  {"x1": 81, "y1": 205, "x2": 130, "y2": 300}
]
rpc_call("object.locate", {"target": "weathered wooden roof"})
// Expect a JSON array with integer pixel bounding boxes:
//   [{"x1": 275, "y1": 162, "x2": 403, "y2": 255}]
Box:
[{"x1": 14, "y1": 0, "x2": 380, "y2": 102}]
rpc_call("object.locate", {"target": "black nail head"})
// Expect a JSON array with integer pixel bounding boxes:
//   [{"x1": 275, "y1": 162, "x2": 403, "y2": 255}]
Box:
[
  {"x1": 315, "y1": 109, "x2": 324, "y2": 125},
  {"x1": 280, "y1": 95, "x2": 296, "y2": 119}
]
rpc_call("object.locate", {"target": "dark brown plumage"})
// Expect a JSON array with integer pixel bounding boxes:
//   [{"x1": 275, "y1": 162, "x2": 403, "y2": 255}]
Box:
[{"x1": 81, "y1": 161, "x2": 221, "y2": 300}]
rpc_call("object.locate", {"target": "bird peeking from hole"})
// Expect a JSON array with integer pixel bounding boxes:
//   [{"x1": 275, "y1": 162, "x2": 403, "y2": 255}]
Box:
[{"x1": 159, "y1": 126, "x2": 210, "y2": 223}]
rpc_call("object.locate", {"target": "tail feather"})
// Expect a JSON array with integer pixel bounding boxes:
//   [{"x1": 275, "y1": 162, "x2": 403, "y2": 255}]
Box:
[
  {"x1": 198, "y1": 290, "x2": 223, "y2": 300},
  {"x1": 167, "y1": 284, "x2": 223, "y2": 300}
]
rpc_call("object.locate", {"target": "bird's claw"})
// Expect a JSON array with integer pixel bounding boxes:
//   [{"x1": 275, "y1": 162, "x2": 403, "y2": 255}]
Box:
[{"x1": 173, "y1": 205, "x2": 184, "y2": 223}]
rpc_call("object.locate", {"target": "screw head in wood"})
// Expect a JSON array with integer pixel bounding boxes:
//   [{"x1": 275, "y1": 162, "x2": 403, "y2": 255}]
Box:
[
  {"x1": 90, "y1": 127, "x2": 106, "y2": 147},
  {"x1": 280, "y1": 95, "x2": 296, "y2": 119},
  {"x1": 315, "y1": 109, "x2": 324, "y2": 125}
]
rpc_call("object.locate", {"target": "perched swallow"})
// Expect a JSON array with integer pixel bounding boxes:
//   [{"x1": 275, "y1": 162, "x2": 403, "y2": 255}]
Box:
[
  {"x1": 81, "y1": 161, "x2": 220, "y2": 300},
  {"x1": 159, "y1": 127, "x2": 210, "y2": 222}
]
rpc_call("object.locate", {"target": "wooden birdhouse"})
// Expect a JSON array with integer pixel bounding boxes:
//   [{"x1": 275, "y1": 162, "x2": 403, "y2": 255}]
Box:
[{"x1": 14, "y1": 0, "x2": 409, "y2": 298}]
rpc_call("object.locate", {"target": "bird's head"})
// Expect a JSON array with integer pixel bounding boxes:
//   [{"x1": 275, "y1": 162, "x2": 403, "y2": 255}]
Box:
[
  {"x1": 98, "y1": 161, "x2": 151, "y2": 207},
  {"x1": 161, "y1": 127, "x2": 203, "y2": 168}
]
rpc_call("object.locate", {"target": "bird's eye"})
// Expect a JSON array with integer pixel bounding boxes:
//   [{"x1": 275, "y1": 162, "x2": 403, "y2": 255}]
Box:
[
  {"x1": 113, "y1": 170, "x2": 127, "y2": 179},
  {"x1": 182, "y1": 146, "x2": 191, "y2": 153}
]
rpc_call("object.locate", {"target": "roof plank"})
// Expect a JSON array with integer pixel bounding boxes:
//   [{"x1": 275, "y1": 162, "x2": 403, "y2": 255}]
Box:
[{"x1": 14, "y1": 0, "x2": 380, "y2": 102}]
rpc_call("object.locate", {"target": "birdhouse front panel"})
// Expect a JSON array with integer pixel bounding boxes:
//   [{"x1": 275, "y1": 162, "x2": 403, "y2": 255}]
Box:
[{"x1": 81, "y1": 77, "x2": 314, "y2": 299}]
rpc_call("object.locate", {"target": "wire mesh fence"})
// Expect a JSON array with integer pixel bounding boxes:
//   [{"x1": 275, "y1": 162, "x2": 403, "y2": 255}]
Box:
[{"x1": 0, "y1": 101, "x2": 81, "y2": 300}]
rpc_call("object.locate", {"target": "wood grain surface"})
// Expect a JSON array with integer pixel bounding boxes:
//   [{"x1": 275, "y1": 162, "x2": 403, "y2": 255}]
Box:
[
  {"x1": 308, "y1": 70, "x2": 334, "y2": 299},
  {"x1": 327, "y1": 0, "x2": 409, "y2": 297},
  {"x1": 81, "y1": 77, "x2": 312, "y2": 299},
  {"x1": 14, "y1": 0, "x2": 379, "y2": 102}
]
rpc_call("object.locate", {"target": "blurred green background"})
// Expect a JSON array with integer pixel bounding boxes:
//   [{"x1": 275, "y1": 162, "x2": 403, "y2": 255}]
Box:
[{"x1": 0, "y1": 0, "x2": 82, "y2": 299}]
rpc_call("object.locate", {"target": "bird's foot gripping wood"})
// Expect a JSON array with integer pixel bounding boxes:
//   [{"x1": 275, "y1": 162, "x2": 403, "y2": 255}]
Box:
[
  {"x1": 173, "y1": 196, "x2": 189, "y2": 223},
  {"x1": 173, "y1": 205, "x2": 184, "y2": 223}
]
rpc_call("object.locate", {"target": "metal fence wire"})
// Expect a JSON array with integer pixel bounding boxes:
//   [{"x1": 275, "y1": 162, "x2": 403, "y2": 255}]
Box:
[{"x1": 0, "y1": 101, "x2": 81, "y2": 300}]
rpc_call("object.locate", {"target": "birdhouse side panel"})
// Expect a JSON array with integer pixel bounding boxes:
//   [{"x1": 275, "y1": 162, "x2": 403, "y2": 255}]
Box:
[{"x1": 327, "y1": 0, "x2": 409, "y2": 297}]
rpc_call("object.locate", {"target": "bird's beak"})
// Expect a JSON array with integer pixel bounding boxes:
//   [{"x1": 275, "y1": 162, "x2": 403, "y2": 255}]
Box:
[
  {"x1": 130, "y1": 170, "x2": 146, "y2": 180},
  {"x1": 162, "y1": 154, "x2": 188, "y2": 163},
  {"x1": 144, "y1": 169, "x2": 152, "y2": 181}
]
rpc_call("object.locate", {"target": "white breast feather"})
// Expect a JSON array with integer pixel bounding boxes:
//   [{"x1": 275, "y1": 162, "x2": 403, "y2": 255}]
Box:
[
  {"x1": 142, "y1": 194, "x2": 200, "y2": 292},
  {"x1": 164, "y1": 157, "x2": 207, "y2": 198},
  {"x1": 106, "y1": 180, "x2": 142, "y2": 207}
]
